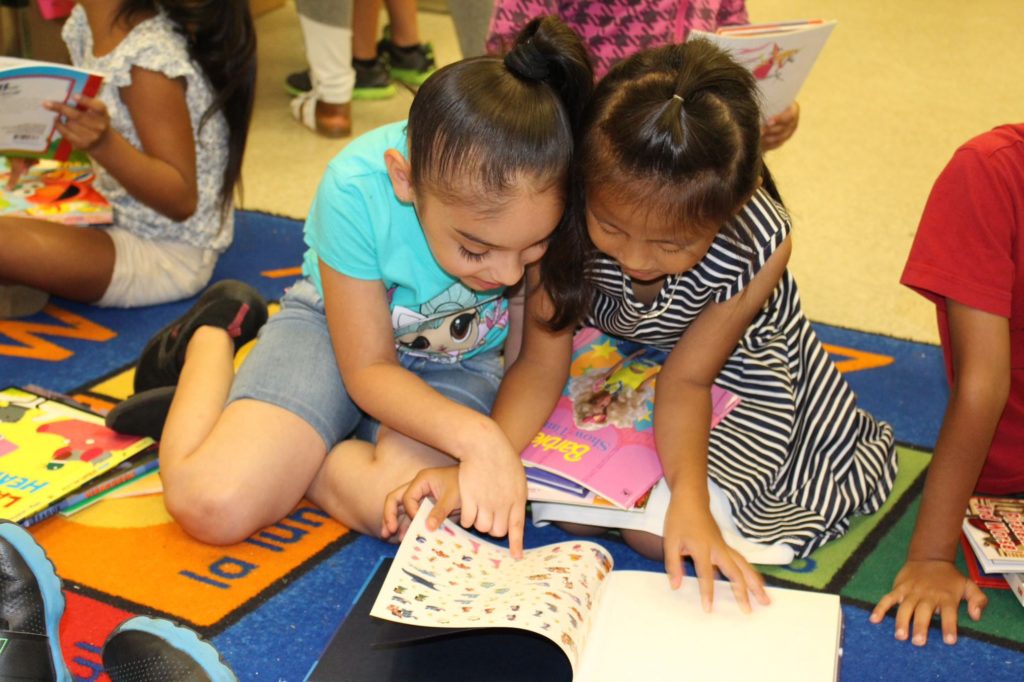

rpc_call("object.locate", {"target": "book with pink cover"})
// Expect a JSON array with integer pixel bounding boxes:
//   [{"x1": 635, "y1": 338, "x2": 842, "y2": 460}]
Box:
[{"x1": 521, "y1": 328, "x2": 741, "y2": 509}]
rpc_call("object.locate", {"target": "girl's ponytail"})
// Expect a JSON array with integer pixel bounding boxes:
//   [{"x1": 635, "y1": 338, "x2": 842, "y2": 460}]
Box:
[
  {"x1": 119, "y1": 1, "x2": 256, "y2": 210},
  {"x1": 503, "y1": 16, "x2": 593, "y2": 132}
]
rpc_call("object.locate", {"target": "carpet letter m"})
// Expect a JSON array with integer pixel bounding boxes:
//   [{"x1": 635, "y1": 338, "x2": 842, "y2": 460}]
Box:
[{"x1": 0, "y1": 306, "x2": 115, "y2": 361}]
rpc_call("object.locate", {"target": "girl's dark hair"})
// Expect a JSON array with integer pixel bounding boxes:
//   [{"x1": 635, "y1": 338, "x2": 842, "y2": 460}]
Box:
[
  {"x1": 116, "y1": 0, "x2": 257, "y2": 210},
  {"x1": 542, "y1": 39, "x2": 774, "y2": 330},
  {"x1": 407, "y1": 16, "x2": 592, "y2": 206}
]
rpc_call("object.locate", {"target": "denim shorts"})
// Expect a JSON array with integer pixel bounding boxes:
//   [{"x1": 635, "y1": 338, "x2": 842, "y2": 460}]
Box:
[{"x1": 228, "y1": 278, "x2": 504, "y2": 448}]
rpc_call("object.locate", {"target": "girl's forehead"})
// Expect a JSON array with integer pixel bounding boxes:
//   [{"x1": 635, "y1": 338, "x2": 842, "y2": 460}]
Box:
[{"x1": 588, "y1": 189, "x2": 677, "y2": 237}]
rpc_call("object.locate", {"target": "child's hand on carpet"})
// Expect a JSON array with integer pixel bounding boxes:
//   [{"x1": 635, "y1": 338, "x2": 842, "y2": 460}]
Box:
[
  {"x1": 382, "y1": 466, "x2": 462, "y2": 540},
  {"x1": 870, "y1": 559, "x2": 988, "y2": 646}
]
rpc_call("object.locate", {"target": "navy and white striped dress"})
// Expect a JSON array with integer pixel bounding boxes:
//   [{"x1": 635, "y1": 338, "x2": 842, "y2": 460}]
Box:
[{"x1": 583, "y1": 188, "x2": 898, "y2": 556}]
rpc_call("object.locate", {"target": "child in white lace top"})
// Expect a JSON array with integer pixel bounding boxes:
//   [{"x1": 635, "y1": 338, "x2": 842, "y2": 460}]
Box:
[{"x1": 0, "y1": 0, "x2": 256, "y2": 310}]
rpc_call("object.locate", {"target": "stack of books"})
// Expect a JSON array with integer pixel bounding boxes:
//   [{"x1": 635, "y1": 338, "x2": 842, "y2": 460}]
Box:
[
  {"x1": 0, "y1": 386, "x2": 158, "y2": 527},
  {"x1": 961, "y1": 495, "x2": 1024, "y2": 606},
  {"x1": 520, "y1": 329, "x2": 740, "y2": 536}
]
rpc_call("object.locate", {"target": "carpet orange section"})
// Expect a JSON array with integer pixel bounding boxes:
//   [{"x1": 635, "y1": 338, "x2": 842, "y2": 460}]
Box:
[{"x1": 33, "y1": 496, "x2": 349, "y2": 628}]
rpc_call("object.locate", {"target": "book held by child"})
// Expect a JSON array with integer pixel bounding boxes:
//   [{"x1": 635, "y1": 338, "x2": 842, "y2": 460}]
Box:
[
  {"x1": 307, "y1": 500, "x2": 842, "y2": 680},
  {"x1": 688, "y1": 19, "x2": 837, "y2": 118},
  {"x1": 0, "y1": 57, "x2": 104, "y2": 162}
]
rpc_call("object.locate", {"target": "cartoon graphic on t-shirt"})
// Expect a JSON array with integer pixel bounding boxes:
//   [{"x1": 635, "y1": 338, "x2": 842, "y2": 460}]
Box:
[{"x1": 390, "y1": 283, "x2": 507, "y2": 362}]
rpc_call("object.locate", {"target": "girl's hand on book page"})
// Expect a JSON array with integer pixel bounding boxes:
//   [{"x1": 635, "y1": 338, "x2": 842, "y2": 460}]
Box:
[
  {"x1": 870, "y1": 559, "x2": 987, "y2": 646},
  {"x1": 762, "y1": 101, "x2": 800, "y2": 151},
  {"x1": 45, "y1": 95, "x2": 111, "y2": 152},
  {"x1": 457, "y1": 432, "x2": 527, "y2": 559},
  {"x1": 663, "y1": 495, "x2": 769, "y2": 613},
  {"x1": 5, "y1": 157, "x2": 38, "y2": 190},
  {"x1": 382, "y1": 466, "x2": 463, "y2": 539}
]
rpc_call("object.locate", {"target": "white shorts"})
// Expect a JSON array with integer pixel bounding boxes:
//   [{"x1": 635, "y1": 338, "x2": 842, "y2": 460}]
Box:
[{"x1": 96, "y1": 227, "x2": 218, "y2": 308}]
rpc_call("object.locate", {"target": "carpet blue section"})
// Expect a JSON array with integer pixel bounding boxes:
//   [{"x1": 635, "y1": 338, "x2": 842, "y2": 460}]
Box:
[
  {"x1": 0, "y1": 211, "x2": 306, "y2": 393},
  {"x1": 839, "y1": 603, "x2": 1023, "y2": 681},
  {"x1": 814, "y1": 323, "x2": 947, "y2": 450}
]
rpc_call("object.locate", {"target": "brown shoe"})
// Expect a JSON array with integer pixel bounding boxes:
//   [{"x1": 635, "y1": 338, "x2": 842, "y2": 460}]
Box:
[
  {"x1": 315, "y1": 100, "x2": 352, "y2": 138},
  {"x1": 290, "y1": 92, "x2": 351, "y2": 138}
]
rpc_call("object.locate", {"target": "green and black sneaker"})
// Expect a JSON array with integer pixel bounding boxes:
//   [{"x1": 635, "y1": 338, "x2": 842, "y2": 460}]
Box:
[{"x1": 378, "y1": 25, "x2": 436, "y2": 89}]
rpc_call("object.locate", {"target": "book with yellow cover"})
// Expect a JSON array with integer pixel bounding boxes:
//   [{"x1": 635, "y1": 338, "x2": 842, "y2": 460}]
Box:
[{"x1": 0, "y1": 387, "x2": 155, "y2": 523}]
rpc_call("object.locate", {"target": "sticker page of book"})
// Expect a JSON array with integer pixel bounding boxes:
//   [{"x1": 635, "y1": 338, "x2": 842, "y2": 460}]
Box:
[{"x1": 370, "y1": 500, "x2": 613, "y2": 675}]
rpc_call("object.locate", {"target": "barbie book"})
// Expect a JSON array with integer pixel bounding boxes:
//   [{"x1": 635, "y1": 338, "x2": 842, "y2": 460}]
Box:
[
  {"x1": 520, "y1": 328, "x2": 740, "y2": 509},
  {"x1": 0, "y1": 387, "x2": 155, "y2": 523},
  {"x1": 0, "y1": 158, "x2": 112, "y2": 226},
  {"x1": 307, "y1": 500, "x2": 842, "y2": 681},
  {"x1": 689, "y1": 19, "x2": 837, "y2": 118}
]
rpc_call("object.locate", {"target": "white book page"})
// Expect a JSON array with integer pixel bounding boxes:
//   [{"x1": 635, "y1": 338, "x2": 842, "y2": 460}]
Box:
[
  {"x1": 690, "y1": 20, "x2": 836, "y2": 118},
  {"x1": 576, "y1": 571, "x2": 841, "y2": 682}
]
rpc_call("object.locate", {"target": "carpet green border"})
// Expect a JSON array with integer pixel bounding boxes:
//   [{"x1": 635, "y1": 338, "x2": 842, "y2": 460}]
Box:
[
  {"x1": 760, "y1": 446, "x2": 930, "y2": 590},
  {"x1": 842, "y1": 495, "x2": 1024, "y2": 649}
]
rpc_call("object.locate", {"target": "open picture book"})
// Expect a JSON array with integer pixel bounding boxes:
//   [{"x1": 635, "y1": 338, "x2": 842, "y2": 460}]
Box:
[
  {"x1": 1, "y1": 158, "x2": 112, "y2": 226},
  {"x1": 521, "y1": 328, "x2": 740, "y2": 510},
  {"x1": 688, "y1": 19, "x2": 837, "y2": 118},
  {"x1": 0, "y1": 387, "x2": 155, "y2": 523},
  {"x1": 307, "y1": 500, "x2": 843, "y2": 681},
  {"x1": 0, "y1": 57, "x2": 104, "y2": 161}
]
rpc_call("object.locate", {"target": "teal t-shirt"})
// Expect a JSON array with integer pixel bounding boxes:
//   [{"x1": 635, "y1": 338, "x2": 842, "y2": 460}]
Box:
[{"x1": 301, "y1": 121, "x2": 509, "y2": 363}]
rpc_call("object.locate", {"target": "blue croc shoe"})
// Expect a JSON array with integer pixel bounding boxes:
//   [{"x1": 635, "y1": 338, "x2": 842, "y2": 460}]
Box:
[
  {"x1": 102, "y1": 616, "x2": 237, "y2": 682},
  {"x1": 0, "y1": 522, "x2": 71, "y2": 682}
]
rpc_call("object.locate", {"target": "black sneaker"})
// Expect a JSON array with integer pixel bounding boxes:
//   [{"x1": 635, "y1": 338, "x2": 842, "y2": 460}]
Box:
[
  {"x1": 0, "y1": 522, "x2": 71, "y2": 682},
  {"x1": 105, "y1": 385, "x2": 176, "y2": 441},
  {"x1": 284, "y1": 69, "x2": 312, "y2": 97},
  {"x1": 353, "y1": 55, "x2": 397, "y2": 100},
  {"x1": 103, "y1": 616, "x2": 236, "y2": 682},
  {"x1": 378, "y1": 25, "x2": 436, "y2": 88},
  {"x1": 133, "y1": 280, "x2": 268, "y2": 393}
]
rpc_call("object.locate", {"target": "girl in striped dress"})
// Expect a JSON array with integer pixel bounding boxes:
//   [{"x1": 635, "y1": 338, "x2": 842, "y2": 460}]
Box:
[{"x1": 491, "y1": 38, "x2": 898, "y2": 610}]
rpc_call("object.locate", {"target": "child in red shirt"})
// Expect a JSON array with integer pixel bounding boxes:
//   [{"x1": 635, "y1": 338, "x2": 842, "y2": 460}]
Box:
[{"x1": 871, "y1": 123, "x2": 1024, "y2": 646}]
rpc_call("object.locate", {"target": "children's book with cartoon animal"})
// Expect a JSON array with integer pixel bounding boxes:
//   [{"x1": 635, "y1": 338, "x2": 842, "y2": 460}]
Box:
[
  {"x1": 688, "y1": 19, "x2": 837, "y2": 118},
  {"x1": 307, "y1": 500, "x2": 842, "y2": 681},
  {"x1": 0, "y1": 158, "x2": 112, "y2": 226},
  {"x1": 0, "y1": 57, "x2": 105, "y2": 161},
  {"x1": 961, "y1": 495, "x2": 1024, "y2": 574},
  {"x1": 0, "y1": 387, "x2": 155, "y2": 523},
  {"x1": 521, "y1": 328, "x2": 741, "y2": 510}
]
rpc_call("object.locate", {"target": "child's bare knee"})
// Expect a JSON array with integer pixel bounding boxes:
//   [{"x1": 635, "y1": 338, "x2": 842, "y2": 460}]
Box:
[
  {"x1": 163, "y1": 479, "x2": 255, "y2": 545},
  {"x1": 622, "y1": 529, "x2": 664, "y2": 560}
]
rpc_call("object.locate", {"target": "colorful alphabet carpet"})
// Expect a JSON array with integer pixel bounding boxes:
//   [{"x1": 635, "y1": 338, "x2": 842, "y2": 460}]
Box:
[{"x1": 1, "y1": 211, "x2": 1021, "y2": 680}]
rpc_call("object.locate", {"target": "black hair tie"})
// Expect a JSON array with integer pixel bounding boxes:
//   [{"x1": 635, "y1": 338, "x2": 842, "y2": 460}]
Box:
[{"x1": 504, "y1": 40, "x2": 550, "y2": 81}]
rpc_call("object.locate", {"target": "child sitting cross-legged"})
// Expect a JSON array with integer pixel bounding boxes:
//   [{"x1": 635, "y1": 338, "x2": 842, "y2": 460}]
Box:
[{"x1": 385, "y1": 39, "x2": 899, "y2": 614}]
